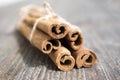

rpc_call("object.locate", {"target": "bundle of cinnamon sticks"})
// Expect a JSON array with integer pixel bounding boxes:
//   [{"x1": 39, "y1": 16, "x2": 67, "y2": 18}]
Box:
[{"x1": 17, "y1": 2, "x2": 97, "y2": 71}]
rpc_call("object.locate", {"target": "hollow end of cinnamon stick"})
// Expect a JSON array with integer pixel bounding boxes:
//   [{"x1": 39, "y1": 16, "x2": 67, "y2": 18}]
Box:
[
  {"x1": 49, "y1": 39, "x2": 61, "y2": 50},
  {"x1": 82, "y1": 50, "x2": 97, "y2": 67},
  {"x1": 41, "y1": 40, "x2": 53, "y2": 54},
  {"x1": 72, "y1": 46, "x2": 97, "y2": 68},
  {"x1": 48, "y1": 47, "x2": 75, "y2": 71},
  {"x1": 49, "y1": 22, "x2": 69, "y2": 39},
  {"x1": 69, "y1": 30, "x2": 83, "y2": 50}
]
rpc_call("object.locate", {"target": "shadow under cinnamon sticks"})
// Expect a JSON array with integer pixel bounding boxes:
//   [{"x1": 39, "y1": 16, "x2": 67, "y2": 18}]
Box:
[
  {"x1": 15, "y1": 30, "x2": 75, "y2": 71},
  {"x1": 14, "y1": 31, "x2": 59, "y2": 71}
]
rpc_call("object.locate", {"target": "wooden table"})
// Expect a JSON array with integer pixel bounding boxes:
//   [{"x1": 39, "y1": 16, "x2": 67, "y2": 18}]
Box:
[{"x1": 0, "y1": 0, "x2": 120, "y2": 80}]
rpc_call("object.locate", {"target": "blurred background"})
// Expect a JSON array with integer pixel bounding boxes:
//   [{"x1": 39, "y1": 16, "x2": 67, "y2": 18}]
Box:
[{"x1": 0, "y1": 0, "x2": 120, "y2": 33}]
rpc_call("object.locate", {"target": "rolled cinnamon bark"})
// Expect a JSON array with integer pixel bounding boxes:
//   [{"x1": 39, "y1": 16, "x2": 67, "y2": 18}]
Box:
[
  {"x1": 72, "y1": 46, "x2": 97, "y2": 68},
  {"x1": 61, "y1": 28, "x2": 83, "y2": 51},
  {"x1": 48, "y1": 47, "x2": 75, "y2": 71},
  {"x1": 17, "y1": 21, "x2": 61, "y2": 54},
  {"x1": 22, "y1": 10, "x2": 69, "y2": 39}
]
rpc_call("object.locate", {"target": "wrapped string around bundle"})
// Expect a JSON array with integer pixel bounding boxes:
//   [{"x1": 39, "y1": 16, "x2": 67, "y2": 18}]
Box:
[{"x1": 19, "y1": 2, "x2": 70, "y2": 39}]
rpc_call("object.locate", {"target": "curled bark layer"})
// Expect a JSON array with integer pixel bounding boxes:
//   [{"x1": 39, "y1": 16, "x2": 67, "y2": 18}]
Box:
[
  {"x1": 72, "y1": 46, "x2": 97, "y2": 68},
  {"x1": 66, "y1": 29, "x2": 83, "y2": 50}
]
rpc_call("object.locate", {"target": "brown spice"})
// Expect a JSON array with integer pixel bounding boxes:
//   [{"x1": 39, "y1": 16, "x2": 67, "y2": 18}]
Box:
[{"x1": 17, "y1": 3, "x2": 97, "y2": 71}]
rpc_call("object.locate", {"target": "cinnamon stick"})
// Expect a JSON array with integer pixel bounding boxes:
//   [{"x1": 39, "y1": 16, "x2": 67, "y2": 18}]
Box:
[
  {"x1": 17, "y1": 21, "x2": 61, "y2": 54},
  {"x1": 21, "y1": 9, "x2": 69, "y2": 39},
  {"x1": 48, "y1": 47, "x2": 75, "y2": 71},
  {"x1": 72, "y1": 46, "x2": 97, "y2": 68}
]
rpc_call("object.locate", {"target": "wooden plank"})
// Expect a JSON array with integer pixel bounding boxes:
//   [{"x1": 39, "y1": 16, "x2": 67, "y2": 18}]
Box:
[{"x1": 0, "y1": 0, "x2": 120, "y2": 80}]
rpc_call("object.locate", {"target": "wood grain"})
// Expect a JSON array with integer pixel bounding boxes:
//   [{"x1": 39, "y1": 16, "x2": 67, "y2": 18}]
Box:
[{"x1": 0, "y1": 0, "x2": 120, "y2": 80}]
